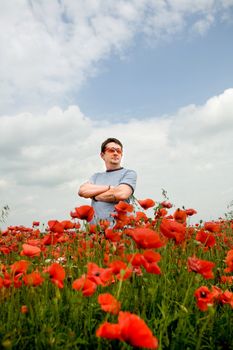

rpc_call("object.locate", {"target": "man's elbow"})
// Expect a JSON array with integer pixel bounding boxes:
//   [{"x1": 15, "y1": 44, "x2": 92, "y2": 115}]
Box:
[
  {"x1": 115, "y1": 192, "x2": 131, "y2": 201},
  {"x1": 78, "y1": 186, "x2": 88, "y2": 198}
]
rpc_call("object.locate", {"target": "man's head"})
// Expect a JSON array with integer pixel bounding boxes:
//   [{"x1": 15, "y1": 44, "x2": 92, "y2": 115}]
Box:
[
  {"x1": 100, "y1": 138, "x2": 123, "y2": 170},
  {"x1": 101, "y1": 138, "x2": 123, "y2": 153}
]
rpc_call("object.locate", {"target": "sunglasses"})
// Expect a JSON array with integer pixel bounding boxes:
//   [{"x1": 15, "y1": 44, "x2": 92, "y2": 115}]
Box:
[{"x1": 104, "y1": 147, "x2": 122, "y2": 155}]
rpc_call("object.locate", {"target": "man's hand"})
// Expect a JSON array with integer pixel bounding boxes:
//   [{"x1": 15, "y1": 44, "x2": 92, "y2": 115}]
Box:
[
  {"x1": 94, "y1": 184, "x2": 133, "y2": 203},
  {"x1": 78, "y1": 182, "x2": 110, "y2": 198}
]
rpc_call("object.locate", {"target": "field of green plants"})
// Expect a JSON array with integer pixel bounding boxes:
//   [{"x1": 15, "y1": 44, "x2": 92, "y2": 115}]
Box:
[{"x1": 0, "y1": 199, "x2": 233, "y2": 350}]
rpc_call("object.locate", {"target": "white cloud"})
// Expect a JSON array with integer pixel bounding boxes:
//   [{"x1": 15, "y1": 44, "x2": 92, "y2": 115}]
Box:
[
  {"x1": 1, "y1": 0, "x2": 233, "y2": 113},
  {"x1": 0, "y1": 89, "x2": 233, "y2": 228}
]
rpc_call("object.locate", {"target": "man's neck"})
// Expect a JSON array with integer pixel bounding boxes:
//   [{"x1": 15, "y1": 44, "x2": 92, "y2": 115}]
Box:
[
  {"x1": 106, "y1": 164, "x2": 122, "y2": 171},
  {"x1": 106, "y1": 166, "x2": 123, "y2": 172}
]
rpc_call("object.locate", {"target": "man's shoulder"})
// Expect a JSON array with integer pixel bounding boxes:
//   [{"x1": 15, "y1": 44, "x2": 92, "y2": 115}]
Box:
[{"x1": 122, "y1": 168, "x2": 137, "y2": 176}]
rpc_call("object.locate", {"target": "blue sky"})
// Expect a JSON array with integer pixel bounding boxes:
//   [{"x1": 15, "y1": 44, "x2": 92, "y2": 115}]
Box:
[
  {"x1": 77, "y1": 19, "x2": 233, "y2": 121},
  {"x1": 0, "y1": 1, "x2": 233, "y2": 228}
]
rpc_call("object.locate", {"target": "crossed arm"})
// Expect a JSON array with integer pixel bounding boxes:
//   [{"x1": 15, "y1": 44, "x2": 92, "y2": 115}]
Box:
[{"x1": 78, "y1": 182, "x2": 133, "y2": 203}]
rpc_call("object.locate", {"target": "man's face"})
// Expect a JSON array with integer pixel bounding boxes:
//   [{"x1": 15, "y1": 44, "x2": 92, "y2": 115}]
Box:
[{"x1": 101, "y1": 142, "x2": 123, "y2": 168}]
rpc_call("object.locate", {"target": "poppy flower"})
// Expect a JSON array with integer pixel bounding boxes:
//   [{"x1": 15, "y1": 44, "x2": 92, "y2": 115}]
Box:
[
  {"x1": 185, "y1": 208, "x2": 197, "y2": 216},
  {"x1": 42, "y1": 233, "x2": 58, "y2": 245},
  {"x1": 20, "y1": 244, "x2": 41, "y2": 257},
  {"x1": 138, "y1": 199, "x2": 155, "y2": 210},
  {"x1": 196, "y1": 229, "x2": 216, "y2": 248},
  {"x1": 48, "y1": 220, "x2": 64, "y2": 233},
  {"x1": 219, "y1": 290, "x2": 233, "y2": 308},
  {"x1": 155, "y1": 208, "x2": 168, "y2": 218},
  {"x1": 23, "y1": 271, "x2": 44, "y2": 287},
  {"x1": 118, "y1": 311, "x2": 158, "y2": 349},
  {"x1": 21, "y1": 305, "x2": 29, "y2": 314},
  {"x1": 194, "y1": 286, "x2": 215, "y2": 311},
  {"x1": 173, "y1": 208, "x2": 187, "y2": 224},
  {"x1": 220, "y1": 276, "x2": 233, "y2": 284},
  {"x1": 87, "y1": 262, "x2": 113, "y2": 286},
  {"x1": 10, "y1": 260, "x2": 30, "y2": 275},
  {"x1": 32, "y1": 221, "x2": 40, "y2": 227},
  {"x1": 134, "y1": 211, "x2": 149, "y2": 223},
  {"x1": 224, "y1": 249, "x2": 233, "y2": 273},
  {"x1": 72, "y1": 274, "x2": 97, "y2": 296},
  {"x1": 142, "y1": 250, "x2": 161, "y2": 275},
  {"x1": 159, "y1": 218, "x2": 186, "y2": 244},
  {"x1": 70, "y1": 205, "x2": 94, "y2": 222},
  {"x1": 204, "y1": 222, "x2": 220, "y2": 233},
  {"x1": 127, "y1": 253, "x2": 144, "y2": 267},
  {"x1": 44, "y1": 263, "x2": 65, "y2": 288},
  {"x1": 188, "y1": 256, "x2": 215, "y2": 279},
  {"x1": 160, "y1": 201, "x2": 172, "y2": 209},
  {"x1": 96, "y1": 322, "x2": 121, "y2": 340},
  {"x1": 108, "y1": 260, "x2": 132, "y2": 281},
  {"x1": 61, "y1": 220, "x2": 75, "y2": 230},
  {"x1": 98, "y1": 293, "x2": 121, "y2": 315},
  {"x1": 96, "y1": 312, "x2": 158, "y2": 349},
  {"x1": 105, "y1": 228, "x2": 122, "y2": 242},
  {"x1": 114, "y1": 201, "x2": 134, "y2": 213},
  {"x1": 129, "y1": 228, "x2": 164, "y2": 249}
]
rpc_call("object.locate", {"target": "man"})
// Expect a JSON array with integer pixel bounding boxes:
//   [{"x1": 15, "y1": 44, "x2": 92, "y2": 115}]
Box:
[{"x1": 78, "y1": 138, "x2": 137, "y2": 223}]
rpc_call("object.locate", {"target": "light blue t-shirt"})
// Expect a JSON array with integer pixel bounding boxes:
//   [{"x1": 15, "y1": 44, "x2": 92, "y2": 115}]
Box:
[{"x1": 89, "y1": 167, "x2": 137, "y2": 222}]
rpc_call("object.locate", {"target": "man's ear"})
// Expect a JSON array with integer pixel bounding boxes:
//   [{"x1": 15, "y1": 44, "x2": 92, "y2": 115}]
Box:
[{"x1": 100, "y1": 152, "x2": 104, "y2": 160}]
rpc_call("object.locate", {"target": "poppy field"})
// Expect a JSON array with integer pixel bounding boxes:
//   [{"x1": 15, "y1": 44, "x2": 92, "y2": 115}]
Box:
[{"x1": 0, "y1": 199, "x2": 233, "y2": 350}]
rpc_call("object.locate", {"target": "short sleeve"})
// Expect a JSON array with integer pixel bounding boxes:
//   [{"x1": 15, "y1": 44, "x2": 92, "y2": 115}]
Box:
[
  {"x1": 89, "y1": 173, "x2": 97, "y2": 184},
  {"x1": 119, "y1": 170, "x2": 137, "y2": 193}
]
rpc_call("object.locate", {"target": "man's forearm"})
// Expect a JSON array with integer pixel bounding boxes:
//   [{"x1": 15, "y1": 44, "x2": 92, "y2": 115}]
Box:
[
  {"x1": 78, "y1": 183, "x2": 110, "y2": 198},
  {"x1": 94, "y1": 188, "x2": 117, "y2": 203}
]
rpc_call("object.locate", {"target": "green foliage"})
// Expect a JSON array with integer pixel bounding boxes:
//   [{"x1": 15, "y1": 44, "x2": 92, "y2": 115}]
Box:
[{"x1": 0, "y1": 215, "x2": 233, "y2": 349}]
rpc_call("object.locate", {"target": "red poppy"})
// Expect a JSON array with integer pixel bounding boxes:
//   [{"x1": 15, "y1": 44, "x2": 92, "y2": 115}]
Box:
[
  {"x1": 204, "y1": 222, "x2": 220, "y2": 233},
  {"x1": 105, "y1": 228, "x2": 122, "y2": 242},
  {"x1": 188, "y1": 256, "x2": 215, "y2": 279},
  {"x1": 219, "y1": 290, "x2": 233, "y2": 308},
  {"x1": 70, "y1": 205, "x2": 94, "y2": 222},
  {"x1": 98, "y1": 293, "x2": 121, "y2": 315},
  {"x1": 32, "y1": 221, "x2": 40, "y2": 227},
  {"x1": 10, "y1": 260, "x2": 30, "y2": 275},
  {"x1": 220, "y1": 276, "x2": 233, "y2": 284},
  {"x1": 21, "y1": 305, "x2": 29, "y2": 314},
  {"x1": 23, "y1": 271, "x2": 44, "y2": 287},
  {"x1": 185, "y1": 208, "x2": 197, "y2": 216},
  {"x1": 224, "y1": 249, "x2": 233, "y2": 273},
  {"x1": 87, "y1": 263, "x2": 113, "y2": 286},
  {"x1": 108, "y1": 260, "x2": 132, "y2": 281},
  {"x1": 159, "y1": 218, "x2": 186, "y2": 244},
  {"x1": 143, "y1": 250, "x2": 161, "y2": 263},
  {"x1": 42, "y1": 233, "x2": 59, "y2": 245},
  {"x1": 155, "y1": 208, "x2": 168, "y2": 218},
  {"x1": 48, "y1": 220, "x2": 64, "y2": 233},
  {"x1": 96, "y1": 312, "x2": 158, "y2": 348},
  {"x1": 194, "y1": 286, "x2": 215, "y2": 311},
  {"x1": 138, "y1": 199, "x2": 155, "y2": 210},
  {"x1": 20, "y1": 244, "x2": 41, "y2": 257},
  {"x1": 118, "y1": 311, "x2": 158, "y2": 349},
  {"x1": 72, "y1": 274, "x2": 97, "y2": 296},
  {"x1": 96, "y1": 322, "x2": 121, "y2": 340},
  {"x1": 173, "y1": 208, "x2": 187, "y2": 224},
  {"x1": 196, "y1": 229, "x2": 216, "y2": 248},
  {"x1": 61, "y1": 220, "x2": 75, "y2": 230},
  {"x1": 160, "y1": 201, "x2": 172, "y2": 209},
  {"x1": 127, "y1": 253, "x2": 144, "y2": 267},
  {"x1": 129, "y1": 228, "x2": 164, "y2": 249},
  {"x1": 44, "y1": 263, "x2": 65, "y2": 288},
  {"x1": 114, "y1": 201, "x2": 134, "y2": 213}
]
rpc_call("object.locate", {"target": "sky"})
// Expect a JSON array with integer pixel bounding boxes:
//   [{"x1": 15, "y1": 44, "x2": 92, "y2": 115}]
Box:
[{"x1": 1, "y1": 0, "x2": 233, "y2": 228}]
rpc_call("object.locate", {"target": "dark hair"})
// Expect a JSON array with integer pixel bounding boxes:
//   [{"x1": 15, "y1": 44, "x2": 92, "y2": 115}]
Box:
[{"x1": 101, "y1": 138, "x2": 123, "y2": 153}]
